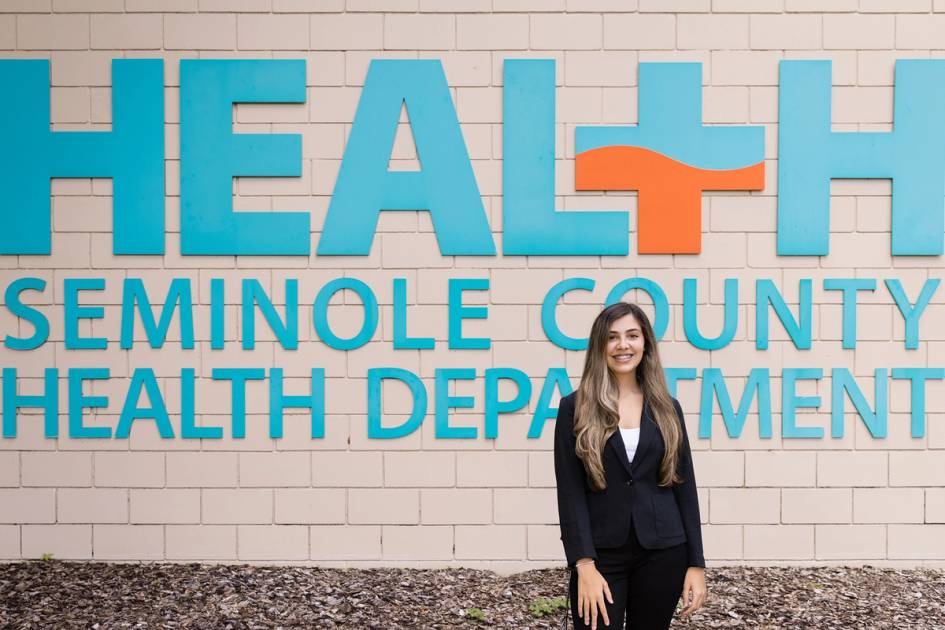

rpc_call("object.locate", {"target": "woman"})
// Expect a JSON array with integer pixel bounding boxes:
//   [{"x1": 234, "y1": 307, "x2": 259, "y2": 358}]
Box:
[{"x1": 554, "y1": 302, "x2": 707, "y2": 629}]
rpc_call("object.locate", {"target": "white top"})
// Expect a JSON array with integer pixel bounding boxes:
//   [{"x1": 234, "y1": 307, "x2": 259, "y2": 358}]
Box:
[{"x1": 618, "y1": 426, "x2": 641, "y2": 464}]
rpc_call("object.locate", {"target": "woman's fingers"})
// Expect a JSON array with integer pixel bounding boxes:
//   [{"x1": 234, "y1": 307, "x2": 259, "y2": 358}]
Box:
[
  {"x1": 597, "y1": 595, "x2": 610, "y2": 627},
  {"x1": 680, "y1": 585, "x2": 708, "y2": 617},
  {"x1": 679, "y1": 585, "x2": 692, "y2": 615},
  {"x1": 696, "y1": 588, "x2": 707, "y2": 610},
  {"x1": 577, "y1": 572, "x2": 613, "y2": 629}
]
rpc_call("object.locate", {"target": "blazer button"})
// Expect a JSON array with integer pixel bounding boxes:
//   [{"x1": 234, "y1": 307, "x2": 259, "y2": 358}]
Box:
[{"x1": 625, "y1": 479, "x2": 632, "y2": 486}]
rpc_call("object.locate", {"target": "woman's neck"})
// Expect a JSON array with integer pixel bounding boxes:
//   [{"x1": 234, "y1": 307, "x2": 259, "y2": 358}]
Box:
[{"x1": 615, "y1": 372, "x2": 643, "y2": 398}]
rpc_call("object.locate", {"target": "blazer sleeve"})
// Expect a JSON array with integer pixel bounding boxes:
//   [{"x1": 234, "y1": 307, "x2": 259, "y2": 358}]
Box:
[
  {"x1": 671, "y1": 398, "x2": 706, "y2": 569},
  {"x1": 553, "y1": 393, "x2": 598, "y2": 569}
]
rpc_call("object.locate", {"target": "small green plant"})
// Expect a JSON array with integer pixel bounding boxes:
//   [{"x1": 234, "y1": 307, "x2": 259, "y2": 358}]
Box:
[
  {"x1": 39, "y1": 552, "x2": 53, "y2": 561},
  {"x1": 465, "y1": 607, "x2": 486, "y2": 621},
  {"x1": 529, "y1": 596, "x2": 568, "y2": 617}
]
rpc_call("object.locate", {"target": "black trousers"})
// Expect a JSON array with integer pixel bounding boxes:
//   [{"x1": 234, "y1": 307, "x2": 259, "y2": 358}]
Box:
[{"x1": 568, "y1": 518, "x2": 688, "y2": 629}]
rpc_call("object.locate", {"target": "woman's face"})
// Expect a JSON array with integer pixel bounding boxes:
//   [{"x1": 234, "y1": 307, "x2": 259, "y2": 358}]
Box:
[{"x1": 605, "y1": 313, "x2": 645, "y2": 376}]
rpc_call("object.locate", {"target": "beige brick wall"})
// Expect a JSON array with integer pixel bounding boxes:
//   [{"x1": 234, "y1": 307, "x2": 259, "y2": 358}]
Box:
[{"x1": 2, "y1": 2, "x2": 945, "y2": 571}]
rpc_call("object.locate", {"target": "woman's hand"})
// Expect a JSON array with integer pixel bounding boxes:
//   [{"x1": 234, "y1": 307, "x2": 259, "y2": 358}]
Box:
[
  {"x1": 576, "y1": 561, "x2": 613, "y2": 629},
  {"x1": 679, "y1": 566, "x2": 707, "y2": 617}
]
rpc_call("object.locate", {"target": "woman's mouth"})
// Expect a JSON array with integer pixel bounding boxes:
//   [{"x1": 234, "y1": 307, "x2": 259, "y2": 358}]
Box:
[{"x1": 612, "y1": 354, "x2": 634, "y2": 363}]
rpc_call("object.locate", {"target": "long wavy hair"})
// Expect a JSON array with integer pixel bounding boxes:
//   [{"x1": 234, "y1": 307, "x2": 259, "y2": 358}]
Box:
[{"x1": 573, "y1": 302, "x2": 683, "y2": 492}]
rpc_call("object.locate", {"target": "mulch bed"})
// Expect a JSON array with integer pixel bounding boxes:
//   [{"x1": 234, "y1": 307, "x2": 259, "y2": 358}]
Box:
[{"x1": 1, "y1": 562, "x2": 944, "y2": 628}]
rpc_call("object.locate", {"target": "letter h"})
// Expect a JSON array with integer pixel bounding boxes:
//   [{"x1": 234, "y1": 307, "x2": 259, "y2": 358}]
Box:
[
  {"x1": 778, "y1": 60, "x2": 945, "y2": 256},
  {"x1": 0, "y1": 59, "x2": 164, "y2": 255}
]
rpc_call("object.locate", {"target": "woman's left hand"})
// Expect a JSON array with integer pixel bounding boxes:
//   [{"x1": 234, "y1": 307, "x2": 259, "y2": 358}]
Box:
[{"x1": 679, "y1": 567, "x2": 707, "y2": 617}]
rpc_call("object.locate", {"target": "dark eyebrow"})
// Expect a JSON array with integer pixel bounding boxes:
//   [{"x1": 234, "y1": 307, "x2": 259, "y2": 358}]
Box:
[{"x1": 608, "y1": 328, "x2": 641, "y2": 334}]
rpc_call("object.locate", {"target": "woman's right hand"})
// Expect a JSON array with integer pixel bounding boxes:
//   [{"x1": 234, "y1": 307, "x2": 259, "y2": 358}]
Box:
[{"x1": 576, "y1": 560, "x2": 613, "y2": 629}]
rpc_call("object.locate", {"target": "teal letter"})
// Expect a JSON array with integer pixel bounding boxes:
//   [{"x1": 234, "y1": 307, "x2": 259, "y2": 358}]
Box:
[
  {"x1": 120, "y1": 278, "x2": 195, "y2": 349},
  {"x1": 484, "y1": 368, "x2": 532, "y2": 439},
  {"x1": 823, "y1": 278, "x2": 876, "y2": 349},
  {"x1": 212, "y1": 367, "x2": 265, "y2": 438},
  {"x1": 269, "y1": 368, "x2": 324, "y2": 439},
  {"x1": 313, "y1": 278, "x2": 378, "y2": 350},
  {"x1": 210, "y1": 278, "x2": 225, "y2": 350},
  {"x1": 757, "y1": 278, "x2": 812, "y2": 350},
  {"x1": 683, "y1": 278, "x2": 738, "y2": 350},
  {"x1": 178, "y1": 368, "x2": 210, "y2": 439},
  {"x1": 68, "y1": 368, "x2": 110, "y2": 439},
  {"x1": 393, "y1": 277, "x2": 434, "y2": 350},
  {"x1": 0, "y1": 59, "x2": 164, "y2": 255},
  {"x1": 116, "y1": 368, "x2": 174, "y2": 439},
  {"x1": 64, "y1": 278, "x2": 107, "y2": 350},
  {"x1": 699, "y1": 368, "x2": 772, "y2": 439},
  {"x1": 319, "y1": 60, "x2": 494, "y2": 256},
  {"x1": 2, "y1": 368, "x2": 59, "y2": 438},
  {"x1": 367, "y1": 368, "x2": 427, "y2": 439},
  {"x1": 778, "y1": 60, "x2": 945, "y2": 255},
  {"x1": 886, "y1": 278, "x2": 939, "y2": 349},
  {"x1": 664, "y1": 367, "x2": 697, "y2": 399},
  {"x1": 448, "y1": 278, "x2": 490, "y2": 350},
  {"x1": 781, "y1": 368, "x2": 823, "y2": 439},
  {"x1": 181, "y1": 60, "x2": 308, "y2": 255},
  {"x1": 529, "y1": 368, "x2": 574, "y2": 438},
  {"x1": 541, "y1": 277, "x2": 595, "y2": 350},
  {"x1": 4, "y1": 277, "x2": 49, "y2": 350},
  {"x1": 242, "y1": 279, "x2": 298, "y2": 350},
  {"x1": 891, "y1": 367, "x2": 945, "y2": 438},
  {"x1": 503, "y1": 59, "x2": 628, "y2": 255},
  {"x1": 830, "y1": 368, "x2": 887, "y2": 438},
  {"x1": 435, "y1": 368, "x2": 477, "y2": 439}
]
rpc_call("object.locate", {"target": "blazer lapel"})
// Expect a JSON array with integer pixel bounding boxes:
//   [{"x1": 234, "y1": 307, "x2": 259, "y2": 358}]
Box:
[
  {"x1": 631, "y1": 400, "x2": 656, "y2": 474},
  {"x1": 607, "y1": 399, "x2": 655, "y2": 477},
  {"x1": 607, "y1": 429, "x2": 633, "y2": 477}
]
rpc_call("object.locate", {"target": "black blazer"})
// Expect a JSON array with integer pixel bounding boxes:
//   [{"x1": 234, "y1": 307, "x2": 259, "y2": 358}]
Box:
[{"x1": 554, "y1": 391, "x2": 706, "y2": 569}]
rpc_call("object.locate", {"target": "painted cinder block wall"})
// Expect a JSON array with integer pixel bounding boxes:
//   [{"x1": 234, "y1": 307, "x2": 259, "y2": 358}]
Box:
[{"x1": 2, "y1": 0, "x2": 945, "y2": 571}]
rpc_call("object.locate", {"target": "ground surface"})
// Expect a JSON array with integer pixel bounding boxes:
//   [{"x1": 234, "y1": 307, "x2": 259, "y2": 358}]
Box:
[{"x1": 1, "y1": 561, "x2": 944, "y2": 628}]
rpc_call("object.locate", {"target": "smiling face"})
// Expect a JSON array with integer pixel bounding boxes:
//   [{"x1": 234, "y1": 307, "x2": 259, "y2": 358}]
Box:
[{"x1": 605, "y1": 313, "x2": 645, "y2": 376}]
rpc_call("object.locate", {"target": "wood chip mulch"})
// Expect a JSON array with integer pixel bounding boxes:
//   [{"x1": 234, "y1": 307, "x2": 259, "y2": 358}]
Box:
[{"x1": 1, "y1": 561, "x2": 944, "y2": 629}]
